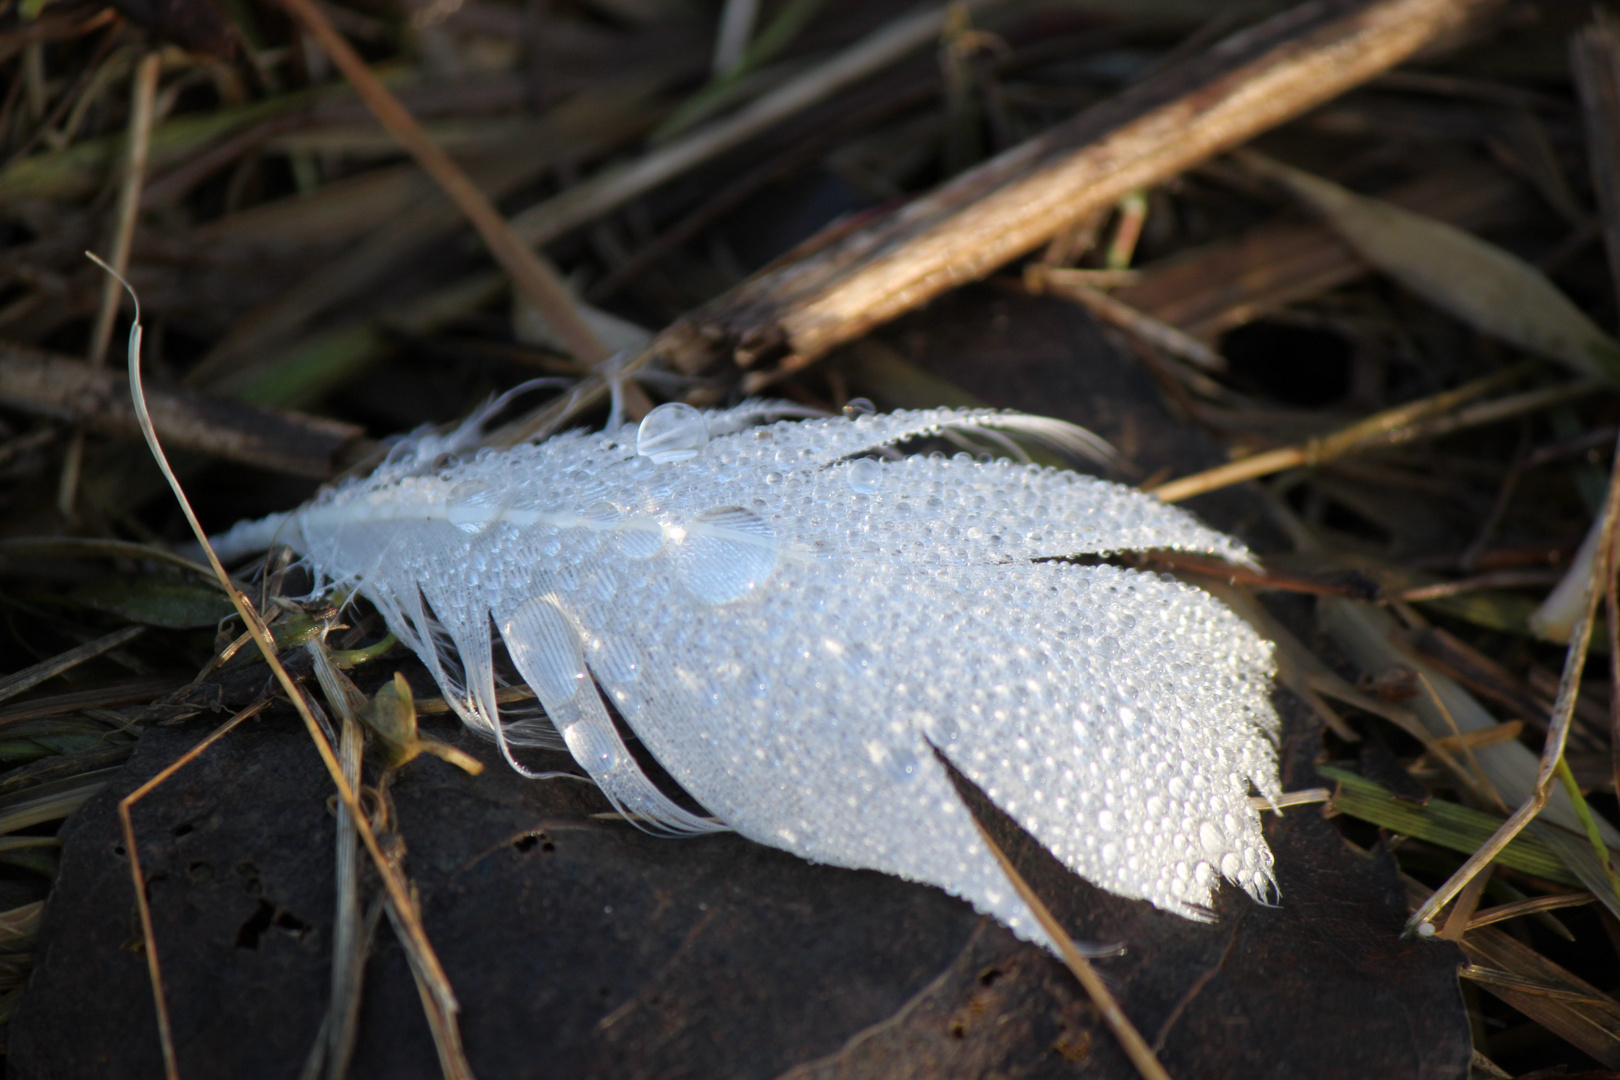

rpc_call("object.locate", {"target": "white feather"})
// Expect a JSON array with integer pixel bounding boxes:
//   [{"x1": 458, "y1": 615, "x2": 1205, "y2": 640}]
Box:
[{"x1": 211, "y1": 404, "x2": 1280, "y2": 951}]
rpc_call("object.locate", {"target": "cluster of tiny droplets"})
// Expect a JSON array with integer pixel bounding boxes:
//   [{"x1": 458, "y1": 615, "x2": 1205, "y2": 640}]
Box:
[{"x1": 243, "y1": 404, "x2": 1281, "y2": 942}]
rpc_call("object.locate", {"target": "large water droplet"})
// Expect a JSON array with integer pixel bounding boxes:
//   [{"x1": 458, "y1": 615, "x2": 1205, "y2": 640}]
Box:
[
  {"x1": 615, "y1": 517, "x2": 665, "y2": 558},
  {"x1": 1198, "y1": 819, "x2": 1224, "y2": 853},
  {"x1": 842, "y1": 397, "x2": 876, "y2": 420},
  {"x1": 637, "y1": 403, "x2": 708, "y2": 463},
  {"x1": 1219, "y1": 851, "x2": 1242, "y2": 879},
  {"x1": 675, "y1": 506, "x2": 777, "y2": 604},
  {"x1": 583, "y1": 500, "x2": 620, "y2": 528},
  {"x1": 846, "y1": 458, "x2": 882, "y2": 494},
  {"x1": 446, "y1": 480, "x2": 503, "y2": 534},
  {"x1": 562, "y1": 720, "x2": 622, "y2": 773},
  {"x1": 500, "y1": 596, "x2": 586, "y2": 704}
]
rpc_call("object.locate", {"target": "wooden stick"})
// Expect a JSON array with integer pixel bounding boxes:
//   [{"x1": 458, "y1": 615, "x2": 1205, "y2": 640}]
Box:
[
  {"x1": 654, "y1": 0, "x2": 1503, "y2": 378},
  {"x1": 276, "y1": 0, "x2": 606, "y2": 367}
]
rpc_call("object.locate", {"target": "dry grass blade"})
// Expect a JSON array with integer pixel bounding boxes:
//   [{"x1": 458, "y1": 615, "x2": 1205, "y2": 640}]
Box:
[
  {"x1": 1459, "y1": 927, "x2": 1620, "y2": 1067},
  {"x1": 1152, "y1": 362, "x2": 1531, "y2": 502},
  {"x1": 275, "y1": 0, "x2": 605, "y2": 367},
  {"x1": 1466, "y1": 893, "x2": 1596, "y2": 931},
  {"x1": 1235, "y1": 149, "x2": 1620, "y2": 384},
  {"x1": 103, "y1": 261, "x2": 474, "y2": 1078},
  {"x1": 119, "y1": 697, "x2": 274, "y2": 1080},
  {"x1": 0, "y1": 775, "x2": 114, "y2": 834},
  {"x1": 0, "y1": 624, "x2": 145, "y2": 705},
  {"x1": 1406, "y1": 433, "x2": 1620, "y2": 933},
  {"x1": 965, "y1": 810, "x2": 1171, "y2": 1080}
]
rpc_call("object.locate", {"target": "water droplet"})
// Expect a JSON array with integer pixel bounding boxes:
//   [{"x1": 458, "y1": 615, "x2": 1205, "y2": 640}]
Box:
[
  {"x1": 584, "y1": 500, "x2": 620, "y2": 528},
  {"x1": 846, "y1": 458, "x2": 882, "y2": 494},
  {"x1": 1100, "y1": 841, "x2": 1119, "y2": 864},
  {"x1": 1220, "y1": 852, "x2": 1242, "y2": 879},
  {"x1": 1097, "y1": 809, "x2": 1116, "y2": 832},
  {"x1": 1198, "y1": 820, "x2": 1224, "y2": 853},
  {"x1": 614, "y1": 517, "x2": 665, "y2": 558},
  {"x1": 500, "y1": 596, "x2": 585, "y2": 704},
  {"x1": 446, "y1": 480, "x2": 503, "y2": 534},
  {"x1": 561, "y1": 720, "x2": 622, "y2": 773},
  {"x1": 1192, "y1": 861, "x2": 1214, "y2": 887},
  {"x1": 676, "y1": 506, "x2": 778, "y2": 604},
  {"x1": 637, "y1": 403, "x2": 709, "y2": 463},
  {"x1": 842, "y1": 397, "x2": 876, "y2": 420}
]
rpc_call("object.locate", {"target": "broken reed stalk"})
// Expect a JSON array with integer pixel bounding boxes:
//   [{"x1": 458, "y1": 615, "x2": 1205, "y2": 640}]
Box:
[
  {"x1": 119, "y1": 696, "x2": 275, "y2": 1080},
  {"x1": 1151, "y1": 362, "x2": 1535, "y2": 502},
  {"x1": 967, "y1": 815, "x2": 1172, "y2": 1080},
  {"x1": 275, "y1": 0, "x2": 606, "y2": 367},
  {"x1": 58, "y1": 49, "x2": 161, "y2": 515},
  {"x1": 1406, "y1": 432, "x2": 1620, "y2": 934},
  {"x1": 652, "y1": 0, "x2": 1503, "y2": 381},
  {"x1": 106, "y1": 263, "x2": 475, "y2": 1080}
]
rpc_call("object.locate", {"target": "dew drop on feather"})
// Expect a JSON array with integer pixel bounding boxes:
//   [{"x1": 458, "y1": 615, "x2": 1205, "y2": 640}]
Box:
[{"x1": 637, "y1": 403, "x2": 709, "y2": 463}]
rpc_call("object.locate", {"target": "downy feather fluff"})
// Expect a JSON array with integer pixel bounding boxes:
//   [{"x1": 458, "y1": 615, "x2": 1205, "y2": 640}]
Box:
[{"x1": 211, "y1": 403, "x2": 1281, "y2": 949}]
